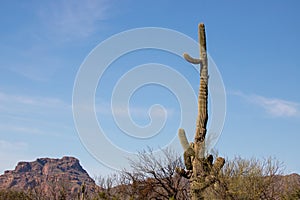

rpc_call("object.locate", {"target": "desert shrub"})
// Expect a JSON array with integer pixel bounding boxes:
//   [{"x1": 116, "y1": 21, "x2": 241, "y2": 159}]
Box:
[{"x1": 0, "y1": 189, "x2": 32, "y2": 200}]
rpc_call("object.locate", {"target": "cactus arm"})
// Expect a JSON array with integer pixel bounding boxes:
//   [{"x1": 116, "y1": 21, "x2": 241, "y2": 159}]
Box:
[
  {"x1": 211, "y1": 157, "x2": 225, "y2": 175},
  {"x1": 183, "y1": 53, "x2": 202, "y2": 64},
  {"x1": 178, "y1": 128, "x2": 190, "y2": 151},
  {"x1": 178, "y1": 128, "x2": 195, "y2": 170}
]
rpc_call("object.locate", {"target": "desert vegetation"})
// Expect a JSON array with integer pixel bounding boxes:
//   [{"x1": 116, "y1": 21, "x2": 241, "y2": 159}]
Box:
[
  {"x1": 94, "y1": 149, "x2": 300, "y2": 200},
  {"x1": 0, "y1": 151, "x2": 299, "y2": 200}
]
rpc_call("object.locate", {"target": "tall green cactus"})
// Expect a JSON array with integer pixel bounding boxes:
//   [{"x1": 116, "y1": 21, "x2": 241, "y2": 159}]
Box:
[{"x1": 176, "y1": 23, "x2": 225, "y2": 200}]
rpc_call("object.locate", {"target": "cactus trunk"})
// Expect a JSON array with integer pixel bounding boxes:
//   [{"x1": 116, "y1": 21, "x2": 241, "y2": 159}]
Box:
[
  {"x1": 190, "y1": 23, "x2": 209, "y2": 200},
  {"x1": 177, "y1": 23, "x2": 225, "y2": 200}
]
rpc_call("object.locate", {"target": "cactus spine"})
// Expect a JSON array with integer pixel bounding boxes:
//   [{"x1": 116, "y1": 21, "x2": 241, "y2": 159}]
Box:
[{"x1": 176, "y1": 23, "x2": 225, "y2": 200}]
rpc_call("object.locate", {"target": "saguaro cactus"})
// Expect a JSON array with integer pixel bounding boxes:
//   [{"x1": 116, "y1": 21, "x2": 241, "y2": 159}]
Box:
[{"x1": 176, "y1": 23, "x2": 225, "y2": 200}]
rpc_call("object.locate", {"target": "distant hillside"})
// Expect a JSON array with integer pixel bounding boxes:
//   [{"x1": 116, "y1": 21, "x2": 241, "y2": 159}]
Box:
[{"x1": 0, "y1": 156, "x2": 98, "y2": 199}]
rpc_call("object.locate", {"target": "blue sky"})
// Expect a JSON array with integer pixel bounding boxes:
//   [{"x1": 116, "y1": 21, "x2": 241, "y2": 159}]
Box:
[{"x1": 1, "y1": 0, "x2": 300, "y2": 177}]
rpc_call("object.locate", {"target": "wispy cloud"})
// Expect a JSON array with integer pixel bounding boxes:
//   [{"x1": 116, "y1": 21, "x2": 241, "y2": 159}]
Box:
[
  {"x1": 38, "y1": 0, "x2": 110, "y2": 40},
  {"x1": 0, "y1": 140, "x2": 30, "y2": 173},
  {"x1": 0, "y1": 91, "x2": 69, "y2": 109},
  {"x1": 7, "y1": 47, "x2": 63, "y2": 82},
  {"x1": 252, "y1": 95, "x2": 299, "y2": 117},
  {"x1": 0, "y1": 140, "x2": 28, "y2": 151},
  {"x1": 0, "y1": 91, "x2": 72, "y2": 136},
  {"x1": 0, "y1": 124, "x2": 45, "y2": 135},
  {"x1": 232, "y1": 91, "x2": 299, "y2": 117},
  {"x1": 2, "y1": 0, "x2": 111, "y2": 82},
  {"x1": 96, "y1": 101, "x2": 174, "y2": 119}
]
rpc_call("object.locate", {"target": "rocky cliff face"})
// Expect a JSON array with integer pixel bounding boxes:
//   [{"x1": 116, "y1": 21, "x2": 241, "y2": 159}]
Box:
[{"x1": 0, "y1": 156, "x2": 97, "y2": 198}]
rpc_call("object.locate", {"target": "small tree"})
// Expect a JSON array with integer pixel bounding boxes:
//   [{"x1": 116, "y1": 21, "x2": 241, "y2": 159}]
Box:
[
  {"x1": 94, "y1": 173, "x2": 121, "y2": 199},
  {"x1": 121, "y1": 148, "x2": 189, "y2": 200},
  {"x1": 203, "y1": 156, "x2": 284, "y2": 199}
]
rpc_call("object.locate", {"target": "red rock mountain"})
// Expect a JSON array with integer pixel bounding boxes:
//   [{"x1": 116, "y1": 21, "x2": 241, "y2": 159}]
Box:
[{"x1": 0, "y1": 156, "x2": 97, "y2": 198}]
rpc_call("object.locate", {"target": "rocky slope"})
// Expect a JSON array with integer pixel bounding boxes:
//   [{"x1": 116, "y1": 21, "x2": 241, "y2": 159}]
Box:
[{"x1": 0, "y1": 156, "x2": 97, "y2": 198}]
